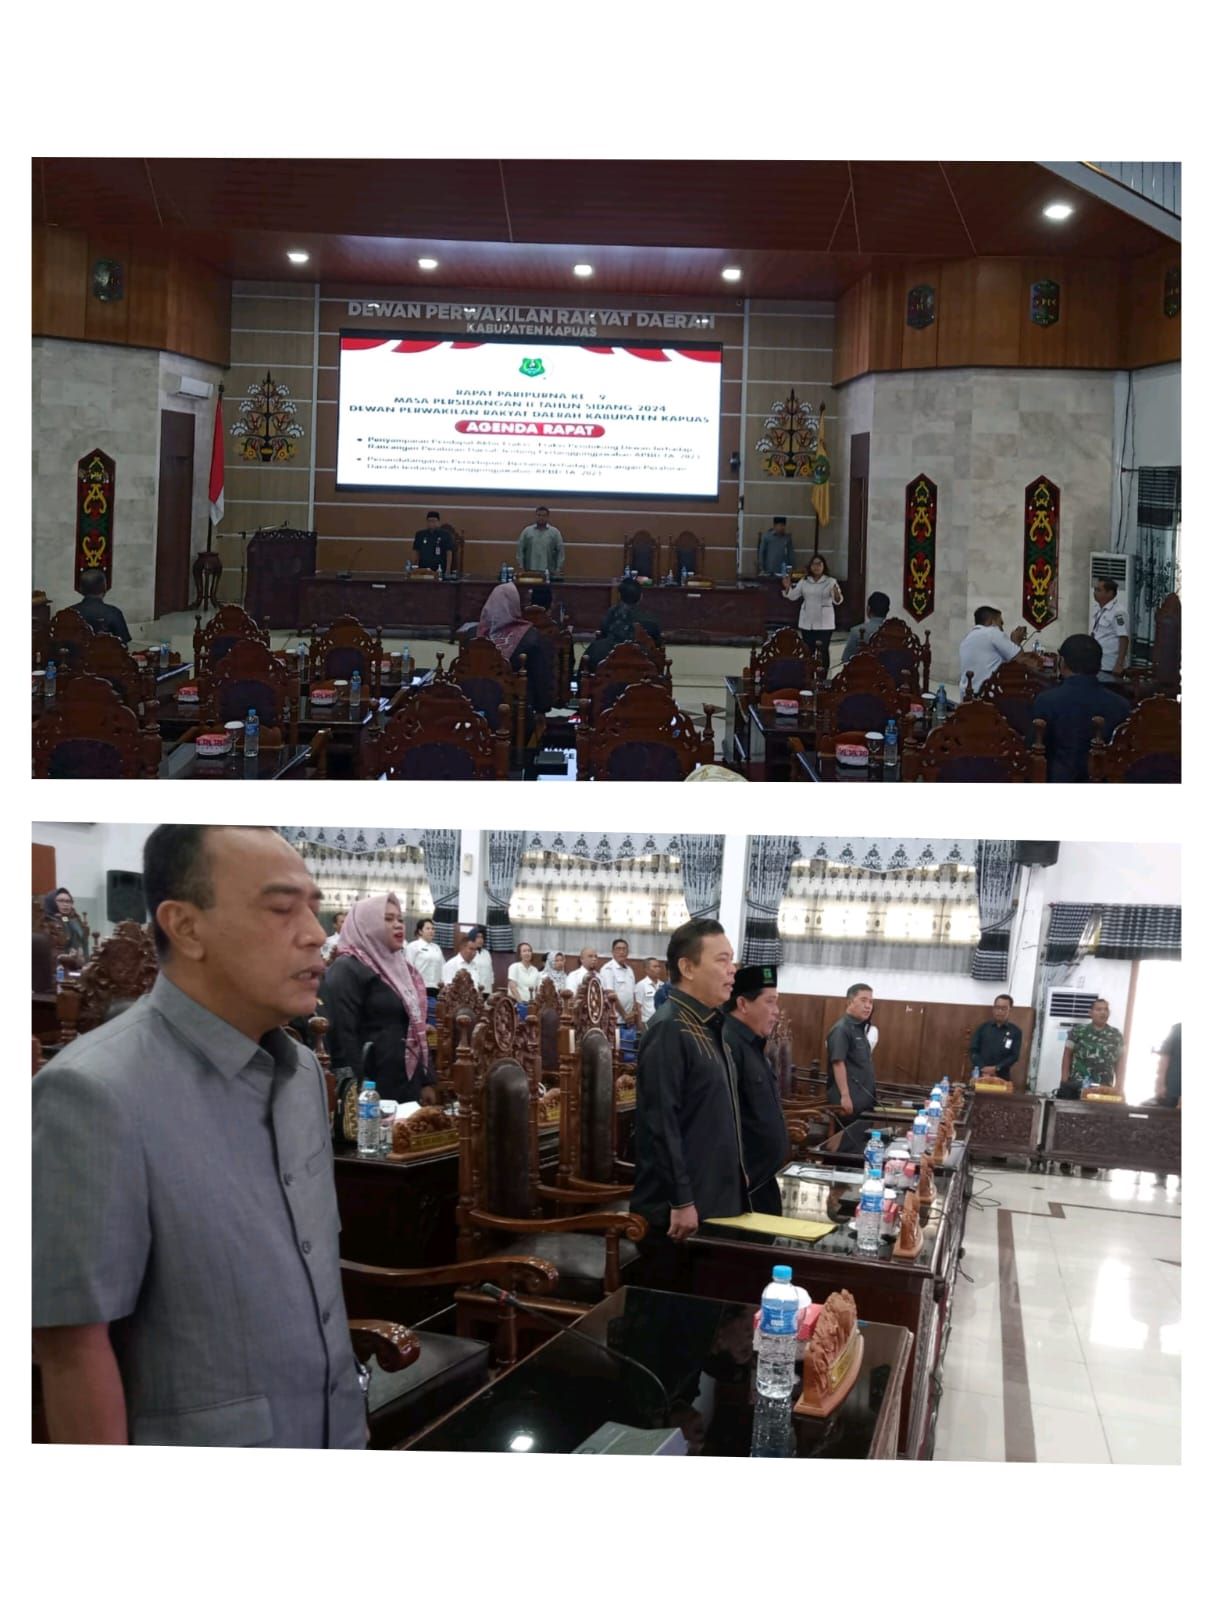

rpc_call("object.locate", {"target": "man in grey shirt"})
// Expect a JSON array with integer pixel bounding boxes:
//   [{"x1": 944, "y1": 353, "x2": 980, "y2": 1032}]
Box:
[
  {"x1": 757, "y1": 517, "x2": 794, "y2": 577},
  {"x1": 840, "y1": 591, "x2": 891, "y2": 665},
  {"x1": 516, "y1": 505, "x2": 565, "y2": 577},
  {"x1": 32, "y1": 824, "x2": 366, "y2": 1448}
]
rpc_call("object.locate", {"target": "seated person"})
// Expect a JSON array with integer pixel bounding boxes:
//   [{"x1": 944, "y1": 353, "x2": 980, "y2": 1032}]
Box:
[
  {"x1": 1030, "y1": 634, "x2": 1128, "y2": 782},
  {"x1": 527, "y1": 583, "x2": 553, "y2": 612},
  {"x1": 958, "y1": 604, "x2": 1041, "y2": 694},
  {"x1": 475, "y1": 582, "x2": 554, "y2": 717},
  {"x1": 757, "y1": 518, "x2": 794, "y2": 577},
  {"x1": 70, "y1": 569, "x2": 132, "y2": 644},
  {"x1": 412, "y1": 511, "x2": 454, "y2": 574},
  {"x1": 840, "y1": 590, "x2": 891, "y2": 665},
  {"x1": 581, "y1": 578, "x2": 663, "y2": 672}
]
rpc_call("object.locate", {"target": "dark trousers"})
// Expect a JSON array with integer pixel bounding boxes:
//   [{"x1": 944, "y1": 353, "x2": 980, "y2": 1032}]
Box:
[
  {"x1": 800, "y1": 628, "x2": 832, "y2": 675},
  {"x1": 748, "y1": 1177, "x2": 783, "y2": 1216}
]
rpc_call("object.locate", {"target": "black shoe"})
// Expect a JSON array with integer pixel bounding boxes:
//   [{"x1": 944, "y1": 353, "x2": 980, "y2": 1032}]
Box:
[
  {"x1": 1080, "y1": 1166, "x2": 1099, "y2": 1179},
  {"x1": 1058, "y1": 1162, "x2": 1072, "y2": 1175}
]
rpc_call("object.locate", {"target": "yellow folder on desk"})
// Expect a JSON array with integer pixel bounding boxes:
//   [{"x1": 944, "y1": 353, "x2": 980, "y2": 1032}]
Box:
[{"x1": 704, "y1": 1212, "x2": 836, "y2": 1241}]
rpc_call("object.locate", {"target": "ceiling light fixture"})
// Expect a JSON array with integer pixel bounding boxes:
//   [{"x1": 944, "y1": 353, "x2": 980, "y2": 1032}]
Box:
[
  {"x1": 286, "y1": 251, "x2": 310, "y2": 264},
  {"x1": 417, "y1": 257, "x2": 439, "y2": 270},
  {"x1": 573, "y1": 263, "x2": 594, "y2": 278},
  {"x1": 508, "y1": 1432, "x2": 536, "y2": 1452},
  {"x1": 1043, "y1": 203, "x2": 1074, "y2": 221},
  {"x1": 722, "y1": 266, "x2": 742, "y2": 282}
]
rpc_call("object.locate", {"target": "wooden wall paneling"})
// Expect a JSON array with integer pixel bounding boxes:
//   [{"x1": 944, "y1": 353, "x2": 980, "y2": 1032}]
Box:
[
  {"x1": 166, "y1": 254, "x2": 232, "y2": 368},
  {"x1": 31, "y1": 843, "x2": 56, "y2": 897},
  {"x1": 900, "y1": 262, "x2": 941, "y2": 371},
  {"x1": 935, "y1": 259, "x2": 977, "y2": 367},
  {"x1": 868, "y1": 997, "x2": 927, "y2": 1084},
  {"x1": 32, "y1": 225, "x2": 88, "y2": 339},
  {"x1": 1017, "y1": 258, "x2": 1068, "y2": 370},
  {"x1": 971, "y1": 259, "x2": 1023, "y2": 366},
  {"x1": 1125, "y1": 247, "x2": 1181, "y2": 370},
  {"x1": 831, "y1": 275, "x2": 867, "y2": 385},
  {"x1": 82, "y1": 229, "x2": 132, "y2": 346},
  {"x1": 126, "y1": 240, "x2": 171, "y2": 351},
  {"x1": 1060, "y1": 259, "x2": 1122, "y2": 370},
  {"x1": 868, "y1": 268, "x2": 905, "y2": 373}
]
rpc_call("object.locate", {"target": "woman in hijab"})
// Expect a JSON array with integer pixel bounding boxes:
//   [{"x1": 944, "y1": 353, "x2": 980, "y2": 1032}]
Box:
[
  {"x1": 42, "y1": 888, "x2": 88, "y2": 969},
  {"x1": 318, "y1": 892, "x2": 436, "y2": 1105},
  {"x1": 476, "y1": 582, "x2": 555, "y2": 716},
  {"x1": 542, "y1": 949, "x2": 569, "y2": 992}
]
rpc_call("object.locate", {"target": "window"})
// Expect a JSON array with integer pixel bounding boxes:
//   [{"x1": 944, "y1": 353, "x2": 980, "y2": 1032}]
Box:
[
  {"x1": 778, "y1": 858, "x2": 981, "y2": 973},
  {"x1": 290, "y1": 838, "x2": 434, "y2": 921},
  {"x1": 509, "y1": 849, "x2": 689, "y2": 951}
]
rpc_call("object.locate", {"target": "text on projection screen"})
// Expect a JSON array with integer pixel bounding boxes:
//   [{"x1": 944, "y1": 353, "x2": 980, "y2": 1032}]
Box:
[{"x1": 335, "y1": 337, "x2": 724, "y2": 498}]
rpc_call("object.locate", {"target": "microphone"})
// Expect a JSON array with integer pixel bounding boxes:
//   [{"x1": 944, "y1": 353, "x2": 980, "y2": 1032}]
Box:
[
  {"x1": 337, "y1": 546, "x2": 364, "y2": 580},
  {"x1": 476, "y1": 1282, "x2": 671, "y2": 1422}
]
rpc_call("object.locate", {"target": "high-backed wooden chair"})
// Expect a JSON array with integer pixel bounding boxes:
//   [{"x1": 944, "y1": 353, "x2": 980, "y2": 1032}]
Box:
[
  {"x1": 968, "y1": 655, "x2": 1042, "y2": 741},
  {"x1": 523, "y1": 605, "x2": 574, "y2": 707},
  {"x1": 558, "y1": 975, "x2": 634, "y2": 1196},
  {"x1": 363, "y1": 681, "x2": 510, "y2": 780},
  {"x1": 433, "y1": 969, "x2": 484, "y2": 1100},
  {"x1": 902, "y1": 699, "x2": 1046, "y2": 782},
  {"x1": 73, "y1": 634, "x2": 159, "y2": 727},
  {"x1": 442, "y1": 636, "x2": 529, "y2": 749},
  {"x1": 452, "y1": 995, "x2": 646, "y2": 1323},
  {"x1": 623, "y1": 529, "x2": 659, "y2": 578},
  {"x1": 32, "y1": 674, "x2": 161, "y2": 778},
  {"x1": 43, "y1": 608, "x2": 96, "y2": 673},
  {"x1": 531, "y1": 976, "x2": 569, "y2": 1089},
  {"x1": 1088, "y1": 695, "x2": 1181, "y2": 783},
  {"x1": 307, "y1": 615, "x2": 383, "y2": 696},
  {"x1": 577, "y1": 680, "x2": 716, "y2": 782},
  {"x1": 746, "y1": 627, "x2": 817, "y2": 698},
  {"x1": 813, "y1": 654, "x2": 914, "y2": 778},
  {"x1": 193, "y1": 604, "x2": 270, "y2": 673},
  {"x1": 196, "y1": 638, "x2": 298, "y2": 742},
  {"x1": 578, "y1": 639, "x2": 671, "y2": 722},
  {"x1": 859, "y1": 617, "x2": 932, "y2": 695},
  {"x1": 56, "y1": 921, "x2": 158, "y2": 1043},
  {"x1": 447, "y1": 528, "x2": 466, "y2": 577},
  {"x1": 631, "y1": 625, "x2": 668, "y2": 672},
  {"x1": 1126, "y1": 593, "x2": 1181, "y2": 696},
  {"x1": 670, "y1": 529, "x2": 704, "y2": 580}
]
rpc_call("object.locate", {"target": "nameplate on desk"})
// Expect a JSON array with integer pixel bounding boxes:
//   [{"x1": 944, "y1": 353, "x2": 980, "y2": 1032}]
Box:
[{"x1": 372, "y1": 583, "x2": 387, "y2": 590}]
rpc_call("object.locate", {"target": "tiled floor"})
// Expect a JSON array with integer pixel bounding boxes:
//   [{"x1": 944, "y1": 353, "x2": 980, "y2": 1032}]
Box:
[{"x1": 934, "y1": 1163, "x2": 1182, "y2": 1464}]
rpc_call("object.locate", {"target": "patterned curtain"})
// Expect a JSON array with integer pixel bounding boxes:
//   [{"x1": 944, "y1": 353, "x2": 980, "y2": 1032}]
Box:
[
  {"x1": 742, "y1": 835, "x2": 802, "y2": 965},
  {"x1": 278, "y1": 826, "x2": 427, "y2": 854},
  {"x1": 421, "y1": 829, "x2": 460, "y2": 949},
  {"x1": 970, "y1": 839, "x2": 1019, "y2": 982},
  {"x1": 1132, "y1": 467, "x2": 1181, "y2": 650},
  {"x1": 1095, "y1": 904, "x2": 1181, "y2": 962},
  {"x1": 676, "y1": 834, "x2": 724, "y2": 920},
  {"x1": 486, "y1": 831, "x2": 526, "y2": 952},
  {"x1": 797, "y1": 837, "x2": 976, "y2": 871},
  {"x1": 523, "y1": 831, "x2": 680, "y2": 861}
]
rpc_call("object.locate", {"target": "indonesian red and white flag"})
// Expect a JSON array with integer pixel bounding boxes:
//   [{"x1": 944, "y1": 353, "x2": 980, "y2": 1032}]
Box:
[{"x1": 208, "y1": 389, "x2": 225, "y2": 525}]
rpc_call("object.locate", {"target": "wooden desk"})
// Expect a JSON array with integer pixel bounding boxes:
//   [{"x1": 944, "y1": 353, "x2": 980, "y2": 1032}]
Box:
[
  {"x1": 159, "y1": 742, "x2": 313, "y2": 780},
  {"x1": 747, "y1": 701, "x2": 817, "y2": 782},
  {"x1": 967, "y1": 1091, "x2": 1046, "y2": 1161},
  {"x1": 300, "y1": 573, "x2": 462, "y2": 636},
  {"x1": 1041, "y1": 1099, "x2": 1181, "y2": 1176},
  {"x1": 406, "y1": 1285, "x2": 911, "y2": 1459}
]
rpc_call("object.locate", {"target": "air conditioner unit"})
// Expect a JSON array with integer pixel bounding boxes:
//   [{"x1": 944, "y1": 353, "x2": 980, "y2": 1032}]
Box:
[
  {"x1": 1089, "y1": 551, "x2": 1133, "y2": 624},
  {"x1": 174, "y1": 375, "x2": 214, "y2": 401},
  {"x1": 1036, "y1": 986, "x2": 1097, "y2": 1093}
]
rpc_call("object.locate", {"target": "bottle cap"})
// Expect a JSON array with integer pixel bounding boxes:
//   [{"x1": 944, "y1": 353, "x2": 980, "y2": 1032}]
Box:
[
  {"x1": 363, "y1": 1080, "x2": 376, "y2": 1090},
  {"x1": 772, "y1": 1265, "x2": 793, "y2": 1282}
]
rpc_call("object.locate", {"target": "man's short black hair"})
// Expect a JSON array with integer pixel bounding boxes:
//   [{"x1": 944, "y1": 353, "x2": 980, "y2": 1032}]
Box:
[
  {"x1": 995, "y1": 993, "x2": 1014, "y2": 1006},
  {"x1": 78, "y1": 569, "x2": 107, "y2": 599},
  {"x1": 867, "y1": 591, "x2": 890, "y2": 618},
  {"x1": 666, "y1": 918, "x2": 724, "y2": 985},
  {"x1": 1058, "y1": 633, "x2": 1101, "y2": 676},
  {"x1": 846, "y1": 981, "x2": 873, "y2": 1001},
  {"x1": 618, "y1": 578, "x2": 642, "y2": 606},
  {"x1": 458, "y1": 931, "x2": 476, "y2": 951},
  {"x1": 426, "y1": 510, "x2": 440, "y2": 521},
  {"x1": 1095, "y1": 578, "x2": 1118, "y2": 597},
  {"x1": 144, "y1": 824, "x2": 218, "y2": 959},
  {"x1": 773, "y1": 517, "x2": 787, "y2": 526},
  {"x1": 612, "y1": 937, "x2": 629, "y2": 952},
  {"x1": 469, "y1": 924, "x2": 487, "y2": 942},
  {"x1": 974, "y1": 605, "x2": 1001, "y2": 627},
  {"x1": 535, "y1": 505, "x2": 549, "y2": 515}
]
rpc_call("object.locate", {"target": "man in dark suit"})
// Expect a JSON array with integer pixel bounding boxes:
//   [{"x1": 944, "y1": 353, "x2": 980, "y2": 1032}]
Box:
[
  {"x1": 722, "y1": 965, "x2": 787, "y2": 1216},
  {"x1": 1030, "y1": 634, "x2": 1129, "y2": 782},
  {"x1": 71, "y1": 570, "x2": 131, "y2": 643}
]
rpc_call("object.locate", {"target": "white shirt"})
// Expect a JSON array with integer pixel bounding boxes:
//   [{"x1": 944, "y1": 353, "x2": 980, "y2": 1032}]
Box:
[
  {"x1": 958, "y1": 625, "x2": 1019, "y2": 694},
  {"x1": 784, "y1": 574, "x2": 841, "y2": 632},
  {"x1": 635, "y1": 976, "x2": 659, "y2": 1024},
  {"x1": 321, "y1": 932, "x2": 342, "y2": 961},
  {"x1": 470, "y1": 948, "x2": 494, "y2": 995},
  {"x1": 507, "y1": 961, "x2": 543, "y2": 1002},
  {"x1": 866, "y1": 1024, "x2": 879, "y2": 1051},
  {"x1": 442, "y1": 954, "x2": 479, "y2": 986},
  {"x1": 406, "y1": 938, "x2": 445, "y2": 989},
  {"x1": 566, "y1": 964, "x2": 596, "y2": 996},
  {"x1": 599, "y1": 957, "x2": 636, "y2": 1016},
  {"x1": 1090, "y1": 598, "x2": 1129, "y2": 671}
]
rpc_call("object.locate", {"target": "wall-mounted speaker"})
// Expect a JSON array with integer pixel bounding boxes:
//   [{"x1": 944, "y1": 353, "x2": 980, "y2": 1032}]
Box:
[
  {"x1": 1015, "y1": 841, "x2": 1060, "y2": 868},
  {"x1": 107, "y1": 869, "x2": 146, "y2": 924}
]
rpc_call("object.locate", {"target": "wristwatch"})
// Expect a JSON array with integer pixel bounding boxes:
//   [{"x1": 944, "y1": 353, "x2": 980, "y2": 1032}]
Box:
[{"x1": 355, "y1": 1359, "x2": 371, "y2": 1399}]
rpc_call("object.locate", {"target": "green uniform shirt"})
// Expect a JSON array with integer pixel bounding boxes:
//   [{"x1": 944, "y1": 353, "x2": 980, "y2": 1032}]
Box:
[{"x1": 1067, "y1": 1022, "x2": 1124, "y2": 1086}]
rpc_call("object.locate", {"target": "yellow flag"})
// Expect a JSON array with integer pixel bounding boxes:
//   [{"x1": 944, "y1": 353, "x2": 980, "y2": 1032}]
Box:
[{"x1": 810, "y1": 402, "x2": 830, "y2": 527}]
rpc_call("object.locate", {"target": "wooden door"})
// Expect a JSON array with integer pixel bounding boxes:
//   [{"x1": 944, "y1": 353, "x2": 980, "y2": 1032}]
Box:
[
  {"x1": 842, "y1": 431, "x2": 870, "y2": 631},
  {"x1": 154, "y1": 410, "x2": 195, "y2": 618},
  {"x1": 32, "y1": 843, "x2": 56, "y2": 896}
]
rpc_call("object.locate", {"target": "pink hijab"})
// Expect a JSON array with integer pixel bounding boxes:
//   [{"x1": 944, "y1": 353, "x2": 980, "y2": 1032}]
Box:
[
  {"x1": 477, "y1": 582, "x2": 531, "y2": 661},
  {"x1": 332, "y1": 892, "x2": 428, "y2": 1081}
]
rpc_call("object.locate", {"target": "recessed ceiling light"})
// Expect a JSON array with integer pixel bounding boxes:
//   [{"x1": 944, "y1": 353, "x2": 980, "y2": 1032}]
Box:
[
  {"x1": 573, "y1": 263, "x2": 594, "y2": 278},
  {"x1": 508, "y1": 1432, "x2": 535, "y2": 1452},
  {"x1": 417, "y1": 257, "x2": 439, "y2": 270},
  {"x1": 1043, "y1": 203, "x2": 1074, "y2": 221},
  {"x1": 286, "y1": 250, "x2": 310, "y2": 264},
  {"x1": 722, "y1": 266, "x2": 742, "y2": 282}
]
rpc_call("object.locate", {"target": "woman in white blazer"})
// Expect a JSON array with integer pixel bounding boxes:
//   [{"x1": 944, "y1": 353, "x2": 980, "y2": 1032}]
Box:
[{"x1": 782, "y1": 553, "x2": 843, "y2": 674}]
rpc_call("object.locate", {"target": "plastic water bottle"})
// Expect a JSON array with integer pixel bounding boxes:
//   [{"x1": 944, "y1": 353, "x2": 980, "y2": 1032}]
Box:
[
  {"x1": 296, "y1": 640, "x2": 308, "y2": 675},
  {"x1": 883, "y1": 717, "x2": 899, "y2": 770},
  {"x1": 933, "y1": 685, "x2": 949, "y2": 727},
  {"x1": 909, "y1": 1110, "x2": 929, "y2": 1159},
  {"x1": 159, "y1": 640, "x2": 170, "y2": 670},
  {"x1": 856, "y1": 1176, "x2": 884, "y2": 1255},
  {"x1": 55, "y1": 962, "x2": 66, "y2": 990},
  {"x1": 357, "y1": 1080, "x2": 381, "y2": 1158},
  {"x1": 750, "y1": 1393, "x2": 796, "y2": 1458},
  {"x1": 349, "y1": 669, "x2": 362, "y2": 711},
  {"x1": 863, "y1": 1130, "x2": 885, "y2": 1183},
  {"x1": 755, "y1": 1265, "x2": 800, "y2": 1399},
  {"x1": 925, "y1": 1091, "x2": 943, "y2": 1152},
  {"x1": 45, "y1": 660, "x2": 57, "y2": 703},
  {"x1": 244, "y1": 707, "x2": 259, "y2": 758}
]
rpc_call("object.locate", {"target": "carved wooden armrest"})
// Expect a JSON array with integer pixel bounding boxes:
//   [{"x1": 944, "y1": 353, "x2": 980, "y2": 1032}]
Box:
[
  {"x1": 308, "y1": 728, "x2": 332, "y2": 775},
  {"x1": 340, "y1": 1254, "x2": 560, "y2": 1297},
  {"x1": 563, "y1": 1177, "x2": 634, "y2": 1199},
  {"x1": 471, "y1": 1204, "x2": 648, "y2": 1242},
  {"x1": 347, "y1": 1320, "x2": 421, "y2": 1374}
]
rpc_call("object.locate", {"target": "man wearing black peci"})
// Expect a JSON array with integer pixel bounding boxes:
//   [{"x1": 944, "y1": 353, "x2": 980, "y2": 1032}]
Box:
[
  {"x1": 722, "y1": 965, "x2": 787, "y2": 1216},
  {"x1": 412, "y1": 511, "x2": 454, "y2": 575},
  {"x1": 826, "y1": 983, "x2": 878, "y2": 1156},
  {"x1": 969, "y1": 994, "x2": 1023, "y2": 1081}
]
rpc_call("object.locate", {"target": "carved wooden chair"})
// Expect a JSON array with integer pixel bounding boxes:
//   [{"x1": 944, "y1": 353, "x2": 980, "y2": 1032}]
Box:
[
  {"x1": 968, "y1": 655, "x2": 1042, "y2": 741},
  {"x1": 558, "y1": 975, "x2": 635, "y2": 1197},
  {"x1": 531, "y1": 975, "x2": 570, "y2": 1089},
  {"x1": 44, "y1": 608, "x2": 96, "y2": 673},
  {"x1": 1126, "y1": 593, "x2": 1180, "y2": 696},
  {"x1": 578, "y1": 639, "x2": 671, "y2": 722},
  {"x1": 1088, "y1": 695, "x2": 1181, "y2": 783},
  {"x1": 447, "y1": 528, "x2": 466, "y2": 577},
  {"x1": 746, "y1": 627, "x2": 818, "y2": 698},
  {"x1": 441, "y1": 636, "x2": 529, "y2": 750},
  {"x1": 307, "y1": 614, "x2": 383, "y2": 697},
  {"x1": 859, "y1": 617, "x2": 932, "y2": 695},
  {"x1": 623, "y1": 528, "x2": 659, "y2": 579},
  {"x1": 433, "y1": 969, "x2": 484, "y2": 1100},
  {"x1": 32, "y1": 674, "x2": 161, "y2": 778},
  {"x1": 577, "y1": 679, "x2": 716, "y2": 782},
  {"x1": 71, "y1": 634, "x2": 159, "y2": 727},
  {"x1": 362, "y1": 681, "x2": 511, "y2": 781},
  {"x1": 192, "y1": 603, "x2": 270, "y2": 673},
  {"x1": 901, "y1": 699, "x2": 1047, "y2": 782},
  {"x1": 631, "y1": 624, "x2": 669, "y2": 672},
  {"x1": 812, "y1": 654, "x2": 914, "y2": 778},
  {"x1": 56, "y1": 921, "x2": 158, "y2": 1043},
  {"x1": 452, "y1": 995, "x2": 647, "y2": 1325},
  {"x1": 195, "y1": 638, "x2": 299, "y2": 743},
  {"x1": 523, "y1": 605, "x2": 574, "y2": 706},
  {"x1": 671, "y1": 529, "x2": 704, "y2": 580}
]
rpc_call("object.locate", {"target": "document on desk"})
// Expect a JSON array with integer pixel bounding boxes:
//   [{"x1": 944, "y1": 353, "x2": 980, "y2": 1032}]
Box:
[{"x1": 705, "y1": 1212, "x2": 836, "y2": 1241}]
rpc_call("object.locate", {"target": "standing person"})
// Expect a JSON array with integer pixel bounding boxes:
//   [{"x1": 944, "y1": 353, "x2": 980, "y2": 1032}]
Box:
[
  {"x1": 958, "y1": 606, "x2": 1034, "y2": 694},
  {"x1": 405, "y1": 917, "x2": 445, "y2": 997},
  {"x1": 516, "y1": 506, "x2": 565, "y2": 578},
  {"x1": 542, "y1": 949, "x2": 569, "y2": 992},
  {"x1": 1058, "y1": 999, "x2": 1126, "y2": 1098},
  {"x1": 507, "y1": 942, "x2": 542, "y2": 1006},
  {"x1": 442, "y1": 931, "x2": 479, "y2": 987},
  {"x1": 968, "y1": 994, "x2": 1023, "y2": 1081},
  {"x1": 412, "y1": 511, "x2": 454, "y2": 575},
  {"x1": 600, "y1": 937, "x2": 637, "y2": 1020},
  {"x1": 841, "y1": 591, "x2": 891, "y2": 665},
  {"x1": 1029, "y1": 634, "x2": 1129, "y2": 782},
  {"x1": 70, "y1": 568, "x2": 132, "y2": 644},
  {"x1": 565, "y1": 945, "x2": 600, "y2": 998},
  {"x1": 320, "y1": 909, "x2": 347, "y2": 962},
  {"x1": 722, "y1": 965, "x2": 787, "y2": 1216},
  {"x1": 630, "y1": 918, "x2": 746, "y2": 1256},
  {"x1": 635, "y1": 958, "x2": 665, "y2": 1026},
  {"x1": 757, "y1": 517, "x2": 794, "y2": 577},
  {"x1": 319, "y1": 894, "x2": 435, "y2": 1106},
  {"x1": 42, "y1": 888, "x2": 88, "y2": 968},
  {"x1": 476, "y1": 582, "x2": 554, "y2": 717},
  {"x1": 826, "y1": 983, "x2": 878, "y2": 1155},
  {"x1": 467, "y1": 925, "x2": 494, "y2": 995},
  {"x1": 1090, "y1": 578, "x2": 1130, "y2": 676},
  {"x1": 1151, "y1": 1022, "x2": 1181, "y2": 1108},
  {"x1": 782, "y1": 553, "x2": 843, "y2": 674},
  {"x1": 32, "y1": 824, "x2": 366, "y2": 1447}
]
